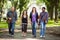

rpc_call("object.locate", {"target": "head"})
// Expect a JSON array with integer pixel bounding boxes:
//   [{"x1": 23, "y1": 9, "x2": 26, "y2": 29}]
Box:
[
  {"x1": 22, "y1": 10, "x2": 27, "y2": 16},
  {"x1": 42, "y1": 7, "x2": 45, "y2": 12},
  {"x1": 11, "y1": 6, "x2": 15, "y2": 12},
  {"x1": 32, "y1": 7, "x2": 36, "y2": 13}
]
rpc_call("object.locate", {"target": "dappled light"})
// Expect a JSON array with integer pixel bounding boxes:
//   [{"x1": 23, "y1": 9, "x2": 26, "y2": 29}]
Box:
[{"x1": 0, "y1": 0, "x2": 60, "y2": 40}]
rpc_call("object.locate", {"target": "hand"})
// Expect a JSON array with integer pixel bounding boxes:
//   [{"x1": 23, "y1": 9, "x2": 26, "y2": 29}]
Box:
[{"x1": 9, "y1": 18, "x2": 12, "y2": 20}]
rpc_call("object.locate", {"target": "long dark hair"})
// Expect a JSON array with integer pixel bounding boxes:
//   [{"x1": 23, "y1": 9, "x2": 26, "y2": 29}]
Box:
[
  {"x1": 22, "y1": 10, "x2": 27, "y2": 17},
  {"x1": 31, "y1": 7, "x2": 37, "y2": 13}
]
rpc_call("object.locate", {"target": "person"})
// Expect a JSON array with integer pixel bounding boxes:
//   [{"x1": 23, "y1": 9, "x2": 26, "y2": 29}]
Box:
[
  {"x1": 7, "y1": 7, "x2": 17, "y2": 36},
  {"x1": 39, "y1": 7, "x2": 48, "y2": 38},
  {"x1": 21, "y1": 10, "x2": 28, "y2": 37},
  {"x1": 30, "y1": 7, "x2": 38, "y2": 37}
]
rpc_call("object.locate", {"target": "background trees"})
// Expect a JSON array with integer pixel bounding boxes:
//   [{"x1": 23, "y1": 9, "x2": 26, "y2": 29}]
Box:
[
  {"x1": 19, "y1": 0, "x2": 29, "y2": 15},
  {"x1": 44, "y1": 0, "x2": 59, "y2": 22},
  {"x1": 0, "y1": 0, "x2": 60, "y2": 21},
  {"x1": 0, "y1": 0, "x2": 7, "y2": 22},
  {"x1": 11, "y1": 0, "x2": 18, "y2": 9},
  {"x1": 37, "y1": 0, "x2": 60, "y2": 22}
]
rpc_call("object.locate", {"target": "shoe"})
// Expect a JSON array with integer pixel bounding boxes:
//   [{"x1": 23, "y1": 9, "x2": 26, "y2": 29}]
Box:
[
  {"x1": 32, "y1": 35, "x2": 36, "y2": 38},
  {"x1": 34, "y1": 36, "x2": 36, "y2": 38},
  {"x1": 40, "y1": 35, "x2": 43, "y2": 38},
  {"x1": 24, "y1": 35, "x2": 26, "y2": 37},
  {"x1": 8, "y1": 33, "x2": 11, "y2": 36},
  {"x1": 11, "y1": 35, "x2": 14, "y2": 37}
]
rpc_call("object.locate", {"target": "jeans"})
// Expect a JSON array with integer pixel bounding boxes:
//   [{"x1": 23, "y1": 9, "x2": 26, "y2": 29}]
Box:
[
  {"x1": 8, "y1": 23, "x2": 15, "y2": 35},
  {"x1": 40, "y1": 21, "x2": 46, "y2": 36},
  {"x1": 32, "y1": 21, "x2": 36, "y2": 36}
]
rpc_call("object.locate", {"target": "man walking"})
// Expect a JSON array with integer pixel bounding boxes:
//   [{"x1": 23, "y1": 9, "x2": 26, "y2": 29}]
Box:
[
  {"x1": 39, "y1": 7, "x2": 48, "y2": 38},
  {"x1": 7, "y1": 7, "x2": 17, "y2": 36}
]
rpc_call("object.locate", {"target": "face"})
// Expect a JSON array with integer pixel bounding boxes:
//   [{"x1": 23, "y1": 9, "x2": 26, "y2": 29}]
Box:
[
  {"x1": 24, "y1": 11, "x2": 27, "y2": 15},
  {"x1": 11, "y1": 7, "x2": 15, "y2": 12},
  {"x1": 42, "y1": 8, "x2": 45, "y2": 12},
  {"x1": 32, "y1": 7, "x2": 36, "y2": 12}
]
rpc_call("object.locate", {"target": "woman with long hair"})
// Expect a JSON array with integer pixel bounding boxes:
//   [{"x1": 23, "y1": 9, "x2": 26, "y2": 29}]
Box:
[
  {"x1": 30, "y1": 7, "x2": 38, "y2": 37},
  {"x1": 21, "y1": 10, "x2": 28, "y2": 37}
]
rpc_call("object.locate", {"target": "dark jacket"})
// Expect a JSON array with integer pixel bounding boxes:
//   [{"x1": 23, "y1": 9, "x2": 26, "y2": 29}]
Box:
[
  {"x1": 30, "y1": 12, "x2": 38, "y2": 23},
  {"x1": 7, "y1": 11, "x2": 17, "y2": 23}
]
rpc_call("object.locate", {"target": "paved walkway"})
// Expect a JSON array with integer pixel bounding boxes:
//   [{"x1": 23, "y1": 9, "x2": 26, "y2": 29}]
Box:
[
  {"x1": 0, "y1": 25, "x2": 60, "y2": 40},
  {"x1": 0, "y1": 29, "x2": 60, "y2": 40}
]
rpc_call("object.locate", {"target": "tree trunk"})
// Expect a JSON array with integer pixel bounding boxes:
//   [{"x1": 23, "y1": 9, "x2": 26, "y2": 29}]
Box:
[
  {"x1": 47, "y1": 5, "x2": 53, "y2": 20},
  {"x1": 54, "y1": 0, "x2": 58, "y2": 22},
  {"x1": 55, "y1": 6, "x2": 58, "y2": 22}
]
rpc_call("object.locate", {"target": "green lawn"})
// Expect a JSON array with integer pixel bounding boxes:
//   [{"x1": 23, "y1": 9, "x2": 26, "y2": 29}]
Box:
[
  {"x1": 47, "y1": 20, "x2": 60, "y2": 27},
  {"x1": 0, "y1": 20, "x2": 60, "y2": 28},
  {"x1": 0, "y1": 21, "x2": 8, "y2": 28}
]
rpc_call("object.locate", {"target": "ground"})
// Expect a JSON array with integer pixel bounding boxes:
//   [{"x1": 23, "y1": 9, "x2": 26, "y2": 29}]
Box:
[
  {"x1": 0, "y1": 29, "x2": 60, "y2": 40},
  {"x1": 0, "y1": 21, "x2": 60, "y2": 40}
]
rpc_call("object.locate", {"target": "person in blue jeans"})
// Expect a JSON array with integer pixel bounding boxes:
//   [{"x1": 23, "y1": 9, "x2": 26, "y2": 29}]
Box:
[
  {"x1": 39, "y1": 7, "x2": 48, "y2": 38},
  {"x1": 30, "y1": 7, "x2": 38, "y2": 37},
  {"x1": 7, "y1": 7, "x2": 17, "y2": 36}
]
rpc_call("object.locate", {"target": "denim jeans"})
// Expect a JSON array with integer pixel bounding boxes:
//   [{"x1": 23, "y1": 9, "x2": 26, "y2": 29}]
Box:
[
  {"x1": 32, "y1": 21, "x2": 36, "y2": 36},
  {"x1": 8, "y1": 23, "x2": 15, "y2": 35},
  {"x1": 40, "y1": 21, "x2": 46, "y2": 36}
]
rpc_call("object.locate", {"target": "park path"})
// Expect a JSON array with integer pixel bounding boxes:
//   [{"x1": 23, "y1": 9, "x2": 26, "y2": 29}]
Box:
[
  {"x1": 0, "y1": 25, "x2": 60, "y2": 40},
  {"x1": 0, "y1": 29, "x2": 60, "y2": 40}
]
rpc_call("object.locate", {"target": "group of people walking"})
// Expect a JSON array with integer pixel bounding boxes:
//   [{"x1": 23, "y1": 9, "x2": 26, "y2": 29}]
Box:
[{"x1": 7, "y1": 6, "x2": 48, "y2": 38}]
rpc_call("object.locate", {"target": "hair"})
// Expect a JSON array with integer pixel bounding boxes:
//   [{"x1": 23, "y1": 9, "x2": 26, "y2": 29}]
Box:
[
  {"x1": 42, "y1": 7, "x2": 45, "y2": 9},
  {"x1": 32, "y1": 7, "x2": 37, "y2": 13},
  {"x1": 22, "y1": 10, "x2": 27, "y2": 17}
]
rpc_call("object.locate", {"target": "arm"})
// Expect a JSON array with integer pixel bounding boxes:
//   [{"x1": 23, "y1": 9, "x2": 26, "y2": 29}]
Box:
[
  {"x1": 15, "y1": 12, "x2": 17, "y2": 21},
  {"x1": 46, "y1": 12, "x2": 49, "y2": 21},
  {"x1": 27, "y1": 15, "x2": 28, "y2": 24},
  {"x1": 38, "y1": 13, "x2": 41, "y2": 25},
  {"x1": 30, "y1": 12, "x2": 32, "y2": 22},
  {"x1": 7, "y1": 12, "x2": 9, "y2": 19},
  {"x1": 29, "y1": 12, "x2": 32, "y2": 24},
  {"x1": 36, "y1": 12, "x2": 38, "y2": 23}
]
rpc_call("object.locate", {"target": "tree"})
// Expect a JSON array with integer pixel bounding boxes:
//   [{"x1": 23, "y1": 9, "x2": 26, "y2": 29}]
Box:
[
  {"x1": 54, "y1": 0, "x2": 59, "y2": 22},
  {"x1": 19, "y1": 0, "x2": 29, "y2": 16},
  {"x1": 37, "y1": 0, "x2": 54, "y2": 20},
  {"x1": 43, "y1": 0, "x2": 55, "y2": 20},
  {"x1": 0, "y1": 0, "x2": 7, "y2": 22},
  {"x1": 43, "y1": 0, "x2": 59, "y2": 21},
  {"x1": 0, "y1": 0, "x2": 7, "y2": 12},
  {"x1": 10, "y1": 0, "x2": 18, "y2": 9},
  {"x1": 37, "y1": 0, "x2": 59, "y2": 22}
]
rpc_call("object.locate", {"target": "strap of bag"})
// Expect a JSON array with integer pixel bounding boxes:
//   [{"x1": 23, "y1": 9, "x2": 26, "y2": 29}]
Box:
[{"x1": 41, "y1": 13, "x2": 46, "y2": 19}]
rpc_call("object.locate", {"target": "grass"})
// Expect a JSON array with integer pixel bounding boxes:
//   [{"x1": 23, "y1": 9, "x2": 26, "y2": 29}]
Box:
[
  {"x1": 0, "y1": 21, "x2": 8, "y2": 28},
  {"x1": 0, "y1": 19, "x2": 60, "y2": 29},
  {"x1": 47, "y1": 20, "x2": 60, "y2": 27}
]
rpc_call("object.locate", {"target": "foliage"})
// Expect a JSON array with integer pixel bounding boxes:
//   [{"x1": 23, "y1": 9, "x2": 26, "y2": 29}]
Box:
[
  {"x1": 0, "y1": 0, "x2": 7, "y2": 10},
  {"x1": 10, "y1": 0, "x2": 18, "y2": 9},
  {"x1": 37, "y1": 0, "x2": 59, "y2": 22},
  {"x1": 19, "y1": 0, "x2": 29, "y2": 15}
]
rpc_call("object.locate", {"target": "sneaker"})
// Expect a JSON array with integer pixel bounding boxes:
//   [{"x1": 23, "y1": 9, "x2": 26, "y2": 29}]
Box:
[
  {"x1": 34, "y1": 36, "x2": 36, "y2": 38},
  {"x1": 24, "y1": 34, "x2": 26, "y2": 37},
  {"x1": 32, "y1": 35, "x2": 36, "y2": 38},
  {"x1": 11, "y1": 35, "x2": 14, "y2": 37},
  {"x1": 8, "y1": 33, "x2": 12, "y2": 36},
  {"x1": 40, "y1": 35, "x2": 43, "y2": 38}
]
